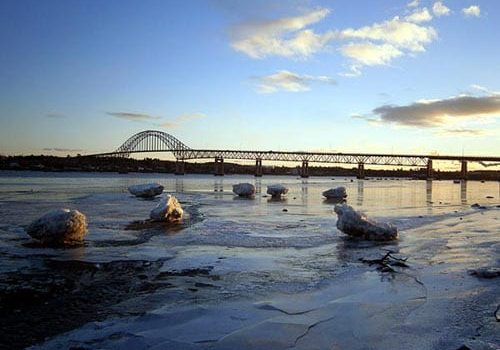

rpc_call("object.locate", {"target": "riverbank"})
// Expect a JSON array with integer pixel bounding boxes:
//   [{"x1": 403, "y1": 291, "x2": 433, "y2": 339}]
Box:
[
  {"x1": 28, "y1": 208, "x2": 500, "y2": 350},
  {"x1": 0, "y1": 173, "x2": 498, "y2": 349}
]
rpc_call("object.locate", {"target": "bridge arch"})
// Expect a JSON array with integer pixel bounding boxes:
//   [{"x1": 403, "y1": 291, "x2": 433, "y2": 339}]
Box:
[{"x1": 114, "y1": 130, "x2": 191, "y2": 158}]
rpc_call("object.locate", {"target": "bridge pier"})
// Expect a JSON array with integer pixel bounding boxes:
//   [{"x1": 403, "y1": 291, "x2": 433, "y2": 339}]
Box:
[
  {"x1": 357, "y1": 162, "x2": 365, "y2": 179},
  {"x1": 175, "y1": 160, "x2": 185, "y2": 175},
  {"x1": 426, "y1": 159, "x2": 433, "y2": 180},
  {"x1": 255, "y1": 158, "x2": 263, "y2": 177},
  {"x1": 461, "y1": 160, "x2": 468, "y2": 180},
  {"x1": 300, "y1": 160, "x2": 309, "y2": 178},
  {"x1": 214, "y1": 156, "x2": 224, "y2": 176}
]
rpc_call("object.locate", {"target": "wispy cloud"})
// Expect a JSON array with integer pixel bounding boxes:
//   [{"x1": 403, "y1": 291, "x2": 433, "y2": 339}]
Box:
[
  {"x1": 159, "y1": 112, "x2": 207, "y2": 128},
  {"x1": 440, "y1": 128, "x2": 486, "y2": 136},
  {"x1": 230, "y1": 2, "x2": 478, "y2": 77},
  {"x1": 432, "y1": 1, "x2": 451, "y2": 17},
  {"x1": 339, "y1": 64, "x2": 362, "y2": 78},
  {"x1": 470, "y1": 84, "x2": 499, "y2": 95},
  {"x1": 254, "y1": 70, "x2": 336, "y2": 93},
  {"x1": 407, "y1": 0, "x2": 420, "y2": 8},
  {"x1": 45, "y1": 113, "x2": 67, "y2": 119},
  {"x1": 351, "y1": 113, "x2": 381, "y2": 124},
  {"x1": 340, "y1": 42, "x2": 403, "y2": 66},
  {"x1": 42, "y1": 147, "x2": 84, "y2": 152},
  {"x1": 371, "y1": 94, "x2": 500, "y2": 127},
  {"x1": 230, "y1": 6, "x2": 441, "y2": 77},
  {"x1": 338, "y1": 16, "x2": 437, "y2": 53},
  {"x1": 405, "y1": 7, "x2": 433, "y2": 23},
  {"x1": 337, "y1": 16, "x2": 437, "y2": 75},
  {"x1": 230, "y1": 8, "x2": 334, "y2": 59},
  {"x1": 462, "y1": 5, "x2": 480, "y2": 17},
  {"x1": 107, "y1": 112, "x2": 160, "y2": 121}
]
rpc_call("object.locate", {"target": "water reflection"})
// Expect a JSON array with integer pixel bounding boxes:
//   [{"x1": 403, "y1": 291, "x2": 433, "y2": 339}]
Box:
[
  {"x1": 214, "y1": 178, "x2": 224, "y2": 199},
  {"x1": 426, "y1": 180, "x2": 433, "y2": 214},
  {"x1": 267, "y1": 197, "x2": 287, "y2": 203},
  {"x1": 460, "y1": 180, "x2": 467, "y2": 205},
  {"x1": 301, "y1": 179, "x2": 308, "y2": 206},
  {"x1": 357, "y1": 180, "x2": 364, "y2": 207},
  {"x1": 254, "y1": 178, "x2": 262, "y2": 194},
  {"x1": 175, "y1": 178, "x2": 184, "y2": 193}
]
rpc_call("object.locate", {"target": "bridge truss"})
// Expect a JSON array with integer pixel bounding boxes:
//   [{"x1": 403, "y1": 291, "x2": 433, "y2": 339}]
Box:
[{"x1": 87, "y1": 130, "x2": 500, "y2": 178}]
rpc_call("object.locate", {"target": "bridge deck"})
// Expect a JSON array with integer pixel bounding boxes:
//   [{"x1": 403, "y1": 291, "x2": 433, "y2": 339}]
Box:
[{"x1": 87, "y1": 149, "x2": 500, "y2": 167}]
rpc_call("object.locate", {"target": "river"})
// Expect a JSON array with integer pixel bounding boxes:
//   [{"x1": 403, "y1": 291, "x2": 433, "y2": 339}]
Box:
[{"x1": 0, "y1": 171, "x2": 498, "y2": 349}]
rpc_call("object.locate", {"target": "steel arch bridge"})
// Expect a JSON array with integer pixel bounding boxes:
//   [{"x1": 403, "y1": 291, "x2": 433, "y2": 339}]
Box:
[
  {"x1": 113, "y1": 130, "x2": 191, "y2": 159},
  {"x1": 87, "y1": 130, "x2": 500, "y2": 178}
]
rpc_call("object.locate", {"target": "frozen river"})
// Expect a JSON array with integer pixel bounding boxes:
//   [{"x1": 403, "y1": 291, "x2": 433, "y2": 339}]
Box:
[{"x1": 0, "y1": 171, "x2": 498, "y2": 349}]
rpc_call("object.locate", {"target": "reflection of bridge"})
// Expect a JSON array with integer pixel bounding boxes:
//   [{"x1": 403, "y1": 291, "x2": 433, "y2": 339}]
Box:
[{"x1": 88, "y1": 130, "x2": 500, "y2": 179}]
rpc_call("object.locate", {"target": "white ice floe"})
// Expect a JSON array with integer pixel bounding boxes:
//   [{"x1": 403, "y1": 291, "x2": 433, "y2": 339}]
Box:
[
  {"x1": 150, "y1": 195, "x2": 184, "y2": 222},
  {"x1": 334, "y1": 204, "x2": 398, "y2": 241},
  {"x1": 26, "y1": 208, "x2": 87, "y2": 245},
  {"x1": 128, "y1": 183, "x2": 164, "y2": 198},
  {"x1": 267, "y1": 184, "x2": 289, "y2": 198},
  {"x1": 322, "y1": 187, "x2": 347, "y2": 199},
  {"x1": 232, "y1": 183, "x2": 256, "y2": 197}
]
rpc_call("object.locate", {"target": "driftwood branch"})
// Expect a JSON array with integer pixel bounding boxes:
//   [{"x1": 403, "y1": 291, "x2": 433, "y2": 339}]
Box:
[{"x1": 359, "y1": 251, "x2": 409, "y2": 272}]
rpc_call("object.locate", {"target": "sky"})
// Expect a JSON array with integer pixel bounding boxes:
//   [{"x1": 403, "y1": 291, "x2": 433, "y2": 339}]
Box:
[{"x1": 0, "y1": 0, "x2": 499, "y2": 167}]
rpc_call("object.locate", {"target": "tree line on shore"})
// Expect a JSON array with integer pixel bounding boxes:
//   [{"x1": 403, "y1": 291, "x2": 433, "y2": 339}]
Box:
[{"x1": 1, "y1": 155, "x2": 499, "y2": 180}]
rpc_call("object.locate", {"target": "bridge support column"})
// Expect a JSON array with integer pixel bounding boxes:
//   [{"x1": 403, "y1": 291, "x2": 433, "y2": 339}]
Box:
[
  {"x1": 426, "y1": 159, "x2": 433, "y2": 180},
  {"x1": 301, "y1": 160, "x2": 309, "y2": 178},
  {"x1": 357, "y1": 162, "x2": 365, "y2": 179},
  {"x1": 214, "y1": 156, "x2": 224, "y2": 176},
  {"x1": 175, "y1": 160, "x2": 185, "y2": 175},
  {"x1": 461, "y1": 160, "x2": 468, "y2": 180},
  {"x1": 255, "y1": 158, "x2": 263, "y2": 177}
]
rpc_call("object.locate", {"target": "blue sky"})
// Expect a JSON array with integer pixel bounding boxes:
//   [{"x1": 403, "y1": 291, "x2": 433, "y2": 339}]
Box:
[{"x1": 0, "y1": 0, "x2": 499, "y2": 164}]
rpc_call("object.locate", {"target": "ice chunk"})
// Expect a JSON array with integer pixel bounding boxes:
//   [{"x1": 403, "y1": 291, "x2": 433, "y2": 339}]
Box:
[
  {"x1": 26, "y1": 209, "x2": 87, "y2": 246},
  {"x1": 150, "y1": 195, "x2": 184, "y2": 222},
  {"x1": 128, "y1": 183, "x2": 164, "y2": 198},
  {"x1": 232, "y1": 183, "x2": 256, "y2": 197},
  {"x1": 334, "y1": 204, "x2": 398, "y2": 241},
  {"x1": 469, "y1": 267, "x2": 500, "y2": 279},
  {"x1": 322, "y1": 187, "x2": 347, "y2": 199},
  {"x1": 267, "y1": 184, "x2": 289, "y2": 198}
]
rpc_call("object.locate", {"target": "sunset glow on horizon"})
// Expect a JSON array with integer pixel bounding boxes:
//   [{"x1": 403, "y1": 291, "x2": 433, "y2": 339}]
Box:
[{"x1": 1, "y1": 0, "x2": 498, "y2": 167}]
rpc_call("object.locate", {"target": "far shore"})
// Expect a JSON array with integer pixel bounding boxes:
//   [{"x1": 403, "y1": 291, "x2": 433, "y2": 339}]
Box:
[{"x1": 2, "y1": 155, "x2": 500, "y2": 181}]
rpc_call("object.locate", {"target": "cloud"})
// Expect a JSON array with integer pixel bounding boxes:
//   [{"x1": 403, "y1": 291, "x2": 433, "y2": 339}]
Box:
[
  {"x1": 254, "y1": 70, "x2": 336, "y2": 93},
  {"x1": 405, "y1": 8, "x2": 433, "y2": 23},
  {"x1": 407, "y1": 0, "x2": 419, "y2": 8},
  {"x1": 42, "y1": 147, "x2": 84, "y2": 152},
  {"x1": 338, "y1": 64, "x2": 363, "y2": 77},
  {"x1": 336, "y1": 16, "x2": 437, "y2": 75},
  {"x1": 230, "y1": 2, "x2": 476, "y2": 77},
  {"x1": 159, "y1": 121, "x2": 177, "y2": 128},
  {"x1": 230, "y1": 8, "x2": 335, "y2": 59},
  {"x1": 339, "y1": 16, "x2": 437, "y2": 52},
  {"x1": 351, "y1": 114, "x2": 380, "y2": 124},
  {"x1": 176, "y1": 112, "x2": 207, "y2": 122},
  {"x1": 340, "y1": 42, "x2": 403, "y2": 66},
  {"x1": 440, "y1": 128, "x2": 486, "y2": 136},
  {"x1": 462, "y1": 5, "x2": 480, "y2": 17},
  {"x1": 432, "y1": 1, "x2": 450, "y2": 16},
  {"x1": 45, "y1": 113, "x2": 66, "y2": 119},
  {"x1": 107, "y1": 112, "x2": 160, "y2": 121},
  {"x1": 372, "y1": 94, "x2": 500, "y2": 127},
  {"x1": 470, "y1": 84, "x2": 499, "y2": 95},
  {"x1": 159, "y1": 112, "x2": 207, "y2": 128}
]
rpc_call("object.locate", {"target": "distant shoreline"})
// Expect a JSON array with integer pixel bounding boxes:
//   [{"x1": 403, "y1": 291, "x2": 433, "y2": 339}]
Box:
[{"x1": 1, "y1": 155, "x2": 499, "y2": 180}]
